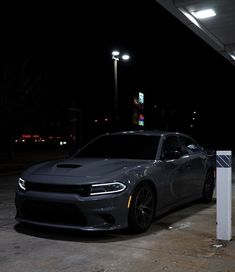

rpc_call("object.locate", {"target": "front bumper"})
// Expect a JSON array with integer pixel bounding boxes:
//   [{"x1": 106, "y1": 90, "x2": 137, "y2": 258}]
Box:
[{"x1": 15, "y1": 188, "x2": 129, "y2": 231}]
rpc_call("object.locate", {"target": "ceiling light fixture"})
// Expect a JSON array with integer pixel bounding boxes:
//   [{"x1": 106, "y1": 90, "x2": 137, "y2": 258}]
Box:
[
  {"x1": 230, "y1": 54, "x2": 235, "y2": 61},
  {"x1": 178, "y1": 8, "x2": 201, "y2": 28},
  {"x1": 191, "y1": 9, "x2": 216, "y2": 19}
]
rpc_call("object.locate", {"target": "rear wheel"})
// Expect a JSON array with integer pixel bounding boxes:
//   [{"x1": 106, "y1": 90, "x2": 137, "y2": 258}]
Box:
[
  {"x1": 128, "y1": 183, "x2": 155, "y2": 233},
  {"x1": 202, "y1": 171, "x2": 215, "y2": 203}
]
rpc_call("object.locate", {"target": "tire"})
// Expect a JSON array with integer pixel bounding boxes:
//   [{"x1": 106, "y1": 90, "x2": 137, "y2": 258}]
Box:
[
  {"x1": 128, "y1": 183, "x2": 155, "y2": 233},
  {"x1": 202, "y1": 171, "x2": 215, "y2": 203}
]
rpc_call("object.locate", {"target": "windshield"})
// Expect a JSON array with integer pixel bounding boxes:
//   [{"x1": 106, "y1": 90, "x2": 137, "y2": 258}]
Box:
[{"x1": 75, "y1": 134, "x2": 160, "y2": 160}]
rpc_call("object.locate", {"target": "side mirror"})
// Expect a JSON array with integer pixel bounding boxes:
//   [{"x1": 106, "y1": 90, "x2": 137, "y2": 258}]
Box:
[
  {"x1": 164, "y1": 150, "x2": 182, "y2": 160},
  {"x1": 205, "y1": 149, "x2": 215, "y2": 158}
]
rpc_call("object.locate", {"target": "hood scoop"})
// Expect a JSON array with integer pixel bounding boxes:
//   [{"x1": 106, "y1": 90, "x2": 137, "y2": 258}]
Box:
[{"x1": 56, "y1": 164, "x2": 82, "y2": 169}]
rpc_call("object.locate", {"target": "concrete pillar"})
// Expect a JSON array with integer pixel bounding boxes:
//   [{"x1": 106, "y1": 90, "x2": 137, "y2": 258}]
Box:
[{"x1": 216, "y1": 150, "x2": 232, "y2": 241}]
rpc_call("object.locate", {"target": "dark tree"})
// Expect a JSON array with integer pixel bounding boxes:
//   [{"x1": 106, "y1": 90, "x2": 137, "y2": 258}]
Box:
[{"x1": 0, "y1": 53, "x2": 40, "y2": 159}]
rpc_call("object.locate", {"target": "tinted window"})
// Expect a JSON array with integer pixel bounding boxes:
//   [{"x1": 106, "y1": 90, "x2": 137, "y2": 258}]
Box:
[
  {"x1": 162, "y1": 136, "x2": 181, "y2": 155},
  {"x1": 163, "y1": 136, "x2": 180, "y2": 151},
  {"x1": 180, "y1": 136, "x2": 201, "y2": 154},
  {"x1": 75, "y1": 135, "x2": 160, "y2": 160}
]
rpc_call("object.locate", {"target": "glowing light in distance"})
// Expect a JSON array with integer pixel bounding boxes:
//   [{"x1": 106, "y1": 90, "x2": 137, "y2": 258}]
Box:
[
  {"x1": 112, "y1": 51, "x2": 120, "y2": 56},
  {"x1": 122, "y1": 54, "x2": 130, "y2": 60}
]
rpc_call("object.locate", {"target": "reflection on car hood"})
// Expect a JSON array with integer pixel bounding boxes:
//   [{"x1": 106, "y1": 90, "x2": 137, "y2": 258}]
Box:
[{"x1": 24, "y1": 158, "x2": 150, "y2": 182}]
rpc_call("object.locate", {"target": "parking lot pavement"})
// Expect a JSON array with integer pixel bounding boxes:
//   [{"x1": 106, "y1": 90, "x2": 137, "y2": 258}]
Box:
[{"x1": 0, "y1": 175, "x2": 235, "y2": 272}]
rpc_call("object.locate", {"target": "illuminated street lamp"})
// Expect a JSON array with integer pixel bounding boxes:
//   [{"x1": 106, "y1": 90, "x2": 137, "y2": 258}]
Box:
[
  {"x1": 112, "y1": 50, "x2": 130, "y2": 130},
  {"x1": 122, "y1": 54, "x2": 130, "y2": 60}
]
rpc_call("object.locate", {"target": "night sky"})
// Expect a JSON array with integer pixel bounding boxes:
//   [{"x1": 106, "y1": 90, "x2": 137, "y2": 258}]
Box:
[{"x1": 1, "y1": 0, "x2": 234, "y2": 149}]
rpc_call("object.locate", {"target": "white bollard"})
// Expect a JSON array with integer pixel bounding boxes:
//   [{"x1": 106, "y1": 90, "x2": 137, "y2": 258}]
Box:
[{"x1": 216, "y1": 150, "x2": 232, "y2": 241}]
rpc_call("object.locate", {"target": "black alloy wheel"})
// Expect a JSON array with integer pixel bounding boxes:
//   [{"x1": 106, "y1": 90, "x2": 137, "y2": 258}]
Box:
[
  {"x1": 202, "y1": 171, "x2": 215, "y2": 203},
  {"x1": 129, "y1": 183, "x2": 155, "y2": 233}
]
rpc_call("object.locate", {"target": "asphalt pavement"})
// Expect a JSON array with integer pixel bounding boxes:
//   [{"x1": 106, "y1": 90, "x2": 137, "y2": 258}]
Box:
[{"x1": 0, "y1": 172, "x2": 235, "y2": 272}]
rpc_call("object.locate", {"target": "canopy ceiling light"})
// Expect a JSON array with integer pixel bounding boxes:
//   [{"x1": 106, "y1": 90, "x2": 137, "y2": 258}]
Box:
[{"x1": 191, "y1": 9, "x2": 216, "y2": 19}]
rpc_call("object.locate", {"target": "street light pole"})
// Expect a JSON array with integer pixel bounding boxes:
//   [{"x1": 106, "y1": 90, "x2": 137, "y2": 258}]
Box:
[
  {"x1": 113, "y1": 58, "x2": 119, "y2": 130},
  {"x1": 112, "y1": 50, "x2": 130, "y2": 131}
]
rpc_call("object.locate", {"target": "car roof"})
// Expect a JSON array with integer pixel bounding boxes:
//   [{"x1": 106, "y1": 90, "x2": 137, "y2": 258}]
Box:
[{"x1": 104, "y1": 130, "x2": 185, "y2": 137}]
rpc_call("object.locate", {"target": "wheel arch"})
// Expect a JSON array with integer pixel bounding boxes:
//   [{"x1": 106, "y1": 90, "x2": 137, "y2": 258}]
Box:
[
  {"x1": 131, "y1": 179, "x2": 158, "y2": 209},
  {"x1": 207, "y1": 166, "x2": 215, "y2": 175},
  {"x1": 202, "y1": 167, "x2": 215, "y2": 202},
  {"x1": 128, "y1": 179, "x2": 157, "y2": 233}
]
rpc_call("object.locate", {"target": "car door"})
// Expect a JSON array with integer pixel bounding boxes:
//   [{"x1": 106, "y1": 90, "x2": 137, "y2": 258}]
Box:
[
  {"x1": 179, "y1": 136, "x2": 208, "y2": 197},
  {"x1": 156, "y1": 135, "x2": 191, "y2": 208}
]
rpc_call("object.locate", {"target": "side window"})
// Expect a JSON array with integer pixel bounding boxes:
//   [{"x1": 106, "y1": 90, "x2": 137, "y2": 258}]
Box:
[
  {"x1": 161, "y1": 136, "x2": 181, "y2": 158},
  {"x1": 180, "y1": 136, "x2": 201, "y2": 154}
]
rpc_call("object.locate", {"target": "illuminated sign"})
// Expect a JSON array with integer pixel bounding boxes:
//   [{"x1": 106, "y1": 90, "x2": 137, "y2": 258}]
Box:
[
  {"x1": 138, "y1": 114, "x2": 144, "y2": 126},
  {"x1": 139, "y1": 92, "x2": 144, "y2": 104},
  {"x1": 133, "y1": 91, "x2": 144, "y2": 127},
  {"x1": 22, "y1": 134, "x2": 31, "y2": 139}
]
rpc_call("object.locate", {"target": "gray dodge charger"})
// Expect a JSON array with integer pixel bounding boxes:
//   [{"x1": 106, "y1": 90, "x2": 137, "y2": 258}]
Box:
[{"x1": 15, "y1": 130, "x2": 215, "y2": 233}]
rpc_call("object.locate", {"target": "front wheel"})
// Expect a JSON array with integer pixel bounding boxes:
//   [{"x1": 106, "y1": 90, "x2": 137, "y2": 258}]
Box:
[
  {"x1": 202, "y1": 171, "x2": 215, "y2": 203},
  {"x1": 128, "y1": 183, "x2": 155, "y2": 233}
]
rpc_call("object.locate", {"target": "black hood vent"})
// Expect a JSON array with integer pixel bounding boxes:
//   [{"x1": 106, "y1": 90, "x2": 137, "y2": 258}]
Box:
[{"x1": 56, "y1": 164, "x2": 82, "y2": 168}]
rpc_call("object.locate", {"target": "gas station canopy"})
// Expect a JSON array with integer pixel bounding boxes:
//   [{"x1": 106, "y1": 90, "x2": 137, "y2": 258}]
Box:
[{"x1": 156, "y1": 0, "x2": 235, "y2": 65}]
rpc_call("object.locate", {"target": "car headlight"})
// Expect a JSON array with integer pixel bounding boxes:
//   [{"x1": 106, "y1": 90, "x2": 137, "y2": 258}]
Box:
[
  {"x1": 90, "y1": 182, "x2": 126, "y2": 196},
  {"x1": 18, "y1": 178, "x2": 26, "y2": 191}
]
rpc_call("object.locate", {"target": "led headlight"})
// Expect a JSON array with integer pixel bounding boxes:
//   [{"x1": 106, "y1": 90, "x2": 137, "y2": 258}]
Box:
[
  {"x1": 90, "y1": 182, "x2": 126, "y2": 196},
  {"x1": 18, "y1": 178, "x2": 26, "y2": 191}
]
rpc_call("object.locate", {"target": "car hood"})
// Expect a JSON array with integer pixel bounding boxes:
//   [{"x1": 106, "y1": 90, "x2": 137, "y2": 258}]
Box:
[{"x1": 23, "y1": 157, "x2": 150, "y2": 184}]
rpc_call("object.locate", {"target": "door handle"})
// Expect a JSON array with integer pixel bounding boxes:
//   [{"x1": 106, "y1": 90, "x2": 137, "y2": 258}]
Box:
[{"x1": 186, "y1": 163, "x2": 191, "y2": 168}]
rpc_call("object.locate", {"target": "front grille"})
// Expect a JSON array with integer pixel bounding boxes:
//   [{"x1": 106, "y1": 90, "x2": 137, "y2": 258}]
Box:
[
  {"x1": 25, "y1": 182, "x2": 90, "y2": 196},
  {"x1": 21, "y1": 200, "x2": 87, "y2": 226}
]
